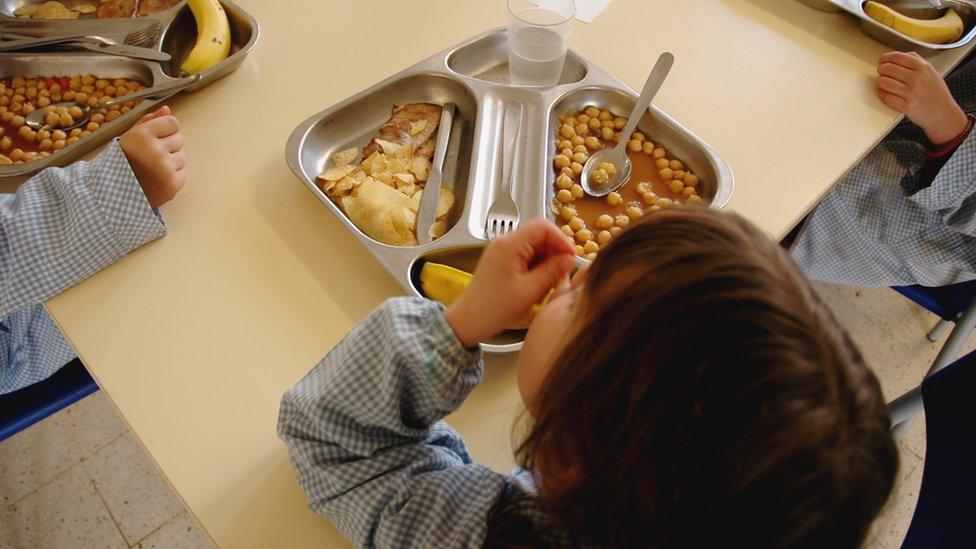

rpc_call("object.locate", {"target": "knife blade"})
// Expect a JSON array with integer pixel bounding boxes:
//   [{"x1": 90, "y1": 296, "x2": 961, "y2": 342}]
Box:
[{"x1": 417, "y1": 103, "x2": 456, "y2": 244}]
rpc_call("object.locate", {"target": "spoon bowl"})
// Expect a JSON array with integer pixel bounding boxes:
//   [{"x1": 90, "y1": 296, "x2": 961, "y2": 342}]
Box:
[
  {"x1": 25, "y1": 74, "x2": 201, "y2": 132},
  {"x1": 581, "y1": 52, "x2": 674, "y2": 197}
]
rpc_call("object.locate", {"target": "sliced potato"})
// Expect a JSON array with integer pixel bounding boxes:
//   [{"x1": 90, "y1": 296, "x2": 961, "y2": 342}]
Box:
[
  {"x1": 317, "y1": 164, "x2": 356, "y2": 182},
  {"x1": 330, "y1": 147, "x2": 358, "y2": 166}
]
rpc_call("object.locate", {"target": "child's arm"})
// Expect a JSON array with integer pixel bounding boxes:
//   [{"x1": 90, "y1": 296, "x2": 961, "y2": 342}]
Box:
[
  {"x1": 0, "y1": 107, "x2": 183, "y2": 317},
  {"x1": 278, "y1": 220, "x2": 574, "y2": 547}
]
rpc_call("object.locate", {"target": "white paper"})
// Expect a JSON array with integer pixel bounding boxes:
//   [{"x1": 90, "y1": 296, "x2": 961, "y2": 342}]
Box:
[{"x1": 533, "y1": 0, "x2": 613, "y2": 24}]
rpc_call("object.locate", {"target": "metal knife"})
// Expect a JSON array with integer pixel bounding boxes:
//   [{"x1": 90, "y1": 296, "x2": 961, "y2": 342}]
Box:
[
  {"x1": 0, "y1": 33, "x2": 170, "y2": 62},
  {"x1": 417, "y1": 103, "x2": 457, "y2": 244}
]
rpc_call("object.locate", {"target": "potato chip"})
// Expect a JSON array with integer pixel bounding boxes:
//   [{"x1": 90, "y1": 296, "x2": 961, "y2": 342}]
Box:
[
  {"x1": 360, "y1": 152, "x2": 388, "y2": 176},
  {"x1": 13, "y1": 4, "x2": 40, "y2": 15},
  {"x1": 437, "y1": 189, "x2": 455, "y2": 218},
  {"x1": 393, "y1": 173, "x2": 415, "y2": 187},
  {"x1": 71, "y1": 3, "x2": 97, "y2": 13},
  {"x1": 373, "y1": 171, "x2": 394, "y2": 186},
  {"x1": 341, "y1": 178, "x2": 418, "y2": 246},
  {"x1": 34, "y1": 1, "x2": 79, "y2": 19},
  {"x1": 331, "y1": 147, "x2": 359, "y2": 166},
  {"x1": 409, "y1": 157, "x2": 431, "y2": 181},
  {"x1": 317, "y1": 164, "x2": 356, "y2": 182},
  {"x1": 375, "y1": 139, "x2": 406, "y2": 157},
  {"x1": 410, "y1": 120, "x2": 428, "y2": 135},
  {"x1": 428, "y1": 220, "x2": 447, "y2": 239}
]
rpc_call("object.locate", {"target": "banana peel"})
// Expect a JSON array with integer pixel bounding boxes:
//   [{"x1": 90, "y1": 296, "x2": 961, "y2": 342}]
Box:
[
  {"x1": 419, "y1": 262, "x2": 549, "y2": 330},
  {"x1": 864, "y1": 1, "x2": 964, "y2": 45},
  {"x1": 181, "y1": 0, "x2": 231, "y2": 75}
]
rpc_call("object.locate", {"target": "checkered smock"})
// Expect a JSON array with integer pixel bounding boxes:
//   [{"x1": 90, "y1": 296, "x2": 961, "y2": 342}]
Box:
[
  {"x1": 792, "y1": 58, "x2": 976, "y2": 286},
  {"x1": 278, "y1": 298, "x2": 585, "y2": 548},
  {"x1": 0, "y1": 140, "x2": 166, "y2": 394}
]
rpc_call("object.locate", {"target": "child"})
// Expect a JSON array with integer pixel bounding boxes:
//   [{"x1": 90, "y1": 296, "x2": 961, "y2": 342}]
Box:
[
  {"x1": 0, "y1": 106, "x2": 185, "y2": 394},
  {"x1": 278, "y1": 209, "x2": 898, "y2": 548},
  {"x1": 792, "y1": 51, "x2": 976, "y2": 286}
]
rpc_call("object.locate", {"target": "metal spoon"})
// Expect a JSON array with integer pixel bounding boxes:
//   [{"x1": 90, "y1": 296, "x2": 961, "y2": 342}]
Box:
[
  {"x1": 581, "y1": 52, "x2": 674, "y2": 197},
  {"x1": 26, "y1": 74, "x2": 201, "y2": 131}
]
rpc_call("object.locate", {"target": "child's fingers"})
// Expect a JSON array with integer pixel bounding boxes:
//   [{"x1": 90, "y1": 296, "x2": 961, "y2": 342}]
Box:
[
  {"x1": 878, "y1": 62, "x2": 915, "y2": 84},
  {"x1": 878, "y1": 90, "x2": 909, "y2": 113},
  {"x1": 879, "y1": 51, "x2": 924, "y2": 70},
  {"x1": 570, "y1": 263, "x2": 591, "y2": 290},
  {"x1": 161, "y1": 132, "x2": 183, "y2": 152},
  {"x1": 877, "y1": 75, "x2": 909, "y2": 98},
  {"x1": 518, "y1": 218, "x2": 576, "y2": 257},
  {"x1": 527, "y1": 254, "x2": 576, "y2": 298},
  {"x1": 169, "y1": 150, "x2": 187, "y2": 171},
  {"x1": 135, "y1": 105, "x2": 171, "y2": 126},
  {"x1": 142, "y1": 115, "x2": 181, "y2": 138}
]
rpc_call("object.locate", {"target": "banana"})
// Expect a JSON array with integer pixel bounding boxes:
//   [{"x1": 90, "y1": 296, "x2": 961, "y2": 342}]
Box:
[
  {"x1": 181, "y1": 0, "x2": 231, "y2": 75},
  {"x1": 864, "y1": 1, "x2": 964, "y2": 45},
  {"x1": 419, "y1": 262, "x2": 548, "y2": 330}
]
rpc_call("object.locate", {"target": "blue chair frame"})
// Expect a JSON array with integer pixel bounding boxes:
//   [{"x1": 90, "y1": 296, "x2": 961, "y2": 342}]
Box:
[{"x1": 0, "y1": 359, "x2": 98, "y2": 443}]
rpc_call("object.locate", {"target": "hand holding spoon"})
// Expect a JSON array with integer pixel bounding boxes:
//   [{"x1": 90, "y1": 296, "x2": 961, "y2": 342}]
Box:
[{"x1": 581, "y1": 52, "x2": 674, "y2": 197}]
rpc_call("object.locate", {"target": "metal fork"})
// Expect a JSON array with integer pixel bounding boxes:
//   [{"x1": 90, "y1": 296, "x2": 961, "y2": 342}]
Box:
[
  {"x1": 123, "y1": 22, "x2": 161, "y2": 47},
  {"x1": 484, "y1": 102, "x2": 522, "y2": 240}
]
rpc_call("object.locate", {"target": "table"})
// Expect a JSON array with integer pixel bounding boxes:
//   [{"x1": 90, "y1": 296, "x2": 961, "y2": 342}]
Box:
[{"x1": 37, "y1": 0, "x2": 976, "y2": 546}]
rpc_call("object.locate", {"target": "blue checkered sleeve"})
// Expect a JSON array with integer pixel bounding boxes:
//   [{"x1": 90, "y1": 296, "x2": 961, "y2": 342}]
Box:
[
  {"x1": 0, "y1": 139, "x2": 167, "y2": 393},
  {"x1": 278, "y1": 297, "x2": 511, "y2": 548}
]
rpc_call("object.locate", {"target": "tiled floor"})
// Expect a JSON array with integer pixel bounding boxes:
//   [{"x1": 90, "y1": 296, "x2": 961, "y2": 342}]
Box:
[{"x1": 0, "y1": 281, "x2": 968, "y2": 548}]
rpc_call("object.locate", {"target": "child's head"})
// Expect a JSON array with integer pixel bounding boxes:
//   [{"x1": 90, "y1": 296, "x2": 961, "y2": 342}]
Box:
[{"x1": 507, "y1": 208, "x2": 898, "y2": 547}]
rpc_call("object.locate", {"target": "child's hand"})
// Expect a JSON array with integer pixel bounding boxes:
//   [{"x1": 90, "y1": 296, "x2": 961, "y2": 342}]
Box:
[
  {"x1": 877, "y1": 51, "x2": 969, "y2": 145},
  {"x1": 120, "y1": 106, "x2": 186, "y2": 209},
  {"x1": 444, "y1": 219, "x2": 576, "y2": 349}
]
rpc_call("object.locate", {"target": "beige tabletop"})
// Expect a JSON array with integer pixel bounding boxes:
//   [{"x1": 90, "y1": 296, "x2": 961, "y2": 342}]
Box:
[{"x1": 33, "y1": 0, "x2": 976, "y2": 547}]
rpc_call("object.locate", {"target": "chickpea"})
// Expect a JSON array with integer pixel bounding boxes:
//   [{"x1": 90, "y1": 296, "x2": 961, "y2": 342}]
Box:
[
  {"x1": 81, "y1": 75, "x2": 95, "y2": 86},
  {"x1": 609, "y1": 226, "x2": 623, "y2": 237},
  {"x1": 80, "y1": 130, "x2": 91, "y2": 138},
  {"x1": 682, "y1": 186, "x2": 697, "y2": 198},
  {"x1": 652, "y1": 147, "x2": 666, "y2": 159},
  {"x1": 560, "y1": 166, "x2": 575, "y2": 178},
  {"x1": 561, "y1": 148, "x2": 573, "y2": 158},
  {"x1": 22, "y1": 151, "x2": 37, "y2": 162},
  {"x1": 558, "y1": 139, "x2": 572, "y2": 150},
  {"x1": 655, "y1": 197, "x2": 673, "y2": 208},
  {"x1": 642, "y1": 192, "x2": 659, "y2": 205},
  {"x1": 570, "y1": 162, "x2": 583, "y2": 176},
  {"x1": 37, "y1": 96, "x2": 51, "y2": 108},
  {"x1": 642, "y1": 142, "x2": 655, "y2": 154},
  {"x1": 669, "y1": 159, "x2": 684, "y2": 171},
  {"x1": 68, "y1": 106, "x2": 84, "y2": 119},
  {"x1": 596, "y1": 214, "x2": 614, "y2": 229},
  {"x1": 17, "y1": 126, "x2": 34, "y2": 142},
  {"x1": 75, "y1": 92, "x2": 88, "y2": 104},
  {"x1": 649, "y1": 205, "x2": 662, "y2": 212},
  {"x1": 87, "y1": 96, "x2": 99, "y2": 108},
  {"x1": 615, "y1": 214, "x2": 630, "y2": 227},
  {"x1": 635, "y1": 181, "x2": 651, "y2": 195},
  {"x1": 577, "y1": 114, "x2": 589, "y2": 125},
  {"x1": 572, "y1": 152, "x2": 588, "y2": 164},
  {"x1": 20, "y1": 104, "x2": 35, "y2": 116},
  {"x1": 632, "y1": 132, "x2": 646, "y2": 143},
  {"x1": 560, "y1": 206, "x2": 577, "y2": 221},
  {"x1": 584, "y1": 252, "x2": 597, "y2": 261},
  {"x1": 684, "y1": 173, "x2": 699, "y2": 187},
  {"x1": 556, "y1": 189, "x2": 573, "y2": 204},
  {"x1": 90, "y1": 113, "x2": 104, "y2": 124},
  {"x1": 556, "y1": 174, "x2": 574, "y2": 190},
  {"x1": 59, "y1": 113, "x2": 74, "y2": 127},
  {"x1": 10, "y1": 148, "x2": 23, "y2": 161},
  {"x1": 626, "y1": 205, "x2": 643, "y2": 219},
  {"x1": 53, "y1": 140, "x2": 66, "y2": 150},
  {"x1": 654, "y1": 157, "x2": 670, "y2": 169},
  {"x1": 597, "y1": 230, "x2": 612, "y2": 245},
  {"x1": 598, "y1": 162, "x2": 617, "y2": 178},
  {"x1": 565, "y1": 116, "x2": 578, "y2": 128},
  {"x1": 11, "y1": 77, "x2": 25, "y2": 88},
  {"x1": 25, "y1": 87, "x2": 37, "y2": 100},
  {"x1": 688, "y1": 195, "x2": 704, "y2": 205},
  {"x1": 52, "y1": 130, "x2": 66, "y2": 141},
  {"x1": 561, "y1": 224, "x2": 575, "y2": 238},
  {"x1": 554, "y1": 154, "x2": 571, "y2": 169},
  {"x1": 574, "y1": 123, "x2": 589, "y2": 136},
  {"x1": 668, "y1": 180, "x2": 685, "y2": 194},
  {"x1": 570, "y1": 183, "x2": 585, "y2": 199},
  {"x1": 614, "y1": 132, "x2": 624, "y2": 143},
  {"x1": 584, "y1": 106, "x2": 600, "y2": 118},
  {"x1": 598, "y1": 110, "x2": 613, "y2": 122},
  {"x1": 94, "y1": 79, "x2": 109, "y2": 90},
  {"x1": 560, "y1": 124, "x2": 575, "y2": 139},
  {"x1": 0, "y1": 155, "x2": 9, "y2": 166},
  {"x1": 590, "y1": 168, "x2": 609, "y2": 185},
  {"x1": 11, "y1": 115, "x2": 25, "y2": 129},
  {"x1": 600, "y1": 127, "x2": 615, "y2": 141},
  {"x1": 0, "y1": 136, "x2": 11, "y2": 151},
  {"x1": 569, "y1": 216, "x2": 586, "y2": 232},
  {"x1": 575, "y1": 229, "x2": 593, "y2": 244},
  {"x1": 612, "y1": 117, "x2": 626, "y2": 130},
  {"x1": 601, "y1": 119, "x2": 614, "y2": 129},
  {"x1": 39, "y1": 138, "x2": 53, "y2": 151},
  {"x1": 575, "y1": 245, "x2": 585, "y2": 256},
  {"x1": 588, "y1": 117, "x2": 601, "y2": 131},
  {"x1": 583, "y1": 240, "x2": 600, "y2": 254},
  {"x1": 627, "y1": 139, "x2": 641, "y2": 152},
  {"x1": 673, "y1": 170, "x2": 686, "y2": 182},
  {"x1": 573, "y1": 144, "x2": 588, "y2": 155},
  {"x1": 659, "y1": 168, "x2": 674, "y2": 180},
  {"x1": 606, "y1": 191, "x2": 622, "y2": 206},
  {"x1": 570, "y1": 135, "x2": 585, "y2": 147},
  {"x1": 1, "y1": 112, "x2": 13, "y2": 123},
  {"x1": 127, "y1": 81, "x2": 141, "y2": 91}
]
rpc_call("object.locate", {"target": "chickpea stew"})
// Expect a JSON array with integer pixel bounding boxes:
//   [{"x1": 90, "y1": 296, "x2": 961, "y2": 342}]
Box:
[
  {"x1": 0, "y1": 74, "x2": 146, "y2": 165},
  {"x1": 551, "y1": 106, "x2": 705, "y2": 260}
]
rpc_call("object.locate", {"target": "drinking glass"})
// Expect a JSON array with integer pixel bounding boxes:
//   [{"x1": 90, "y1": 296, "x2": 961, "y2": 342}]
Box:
[{"x1": 507, "y1": 0, "x2": 575, "y2": 87}]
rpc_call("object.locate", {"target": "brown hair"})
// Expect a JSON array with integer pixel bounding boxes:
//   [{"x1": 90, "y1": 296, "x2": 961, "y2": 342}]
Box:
[{"x1": 486, "y1": 207, "x2": 898, "y2": 548}]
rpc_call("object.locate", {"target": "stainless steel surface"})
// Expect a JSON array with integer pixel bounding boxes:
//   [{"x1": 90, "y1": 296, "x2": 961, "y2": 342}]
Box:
[
  {"x1": 418, "y1": 103, "x2": 456, "y2": 244},
  {"x1": 0, "y1": 32, "x2": 170, "y2": 60},
  {"x1": 484, "y1": 101, "x2": 522, "y2": 239},
  {"x1": 795, "y1": 0, "x2": 976, "y2": 52},
  {"x1": 0, "y1": 0, "x2": 258, "y2": 178},
  {"x1": 285, "y1": 28, "x2": 735, "y2": 353},
  {"x1": 581, "y1": 52, "x2": 673, "y2": 197},
  {"x1": 25, "y1": 73, "x2": 200, "y2": 130}
]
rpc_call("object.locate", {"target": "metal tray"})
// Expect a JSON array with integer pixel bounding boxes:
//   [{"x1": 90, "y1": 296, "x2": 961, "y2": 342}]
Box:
[
  {"x1": 796, "y1": 0, "x2": 976, "y2": 52},
  {"x1": 0, "y1": 0, "x2": 258, "y2": 178},
  {"x1": 285, "y1": 28, "x2": 734, "y2": 353}
]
